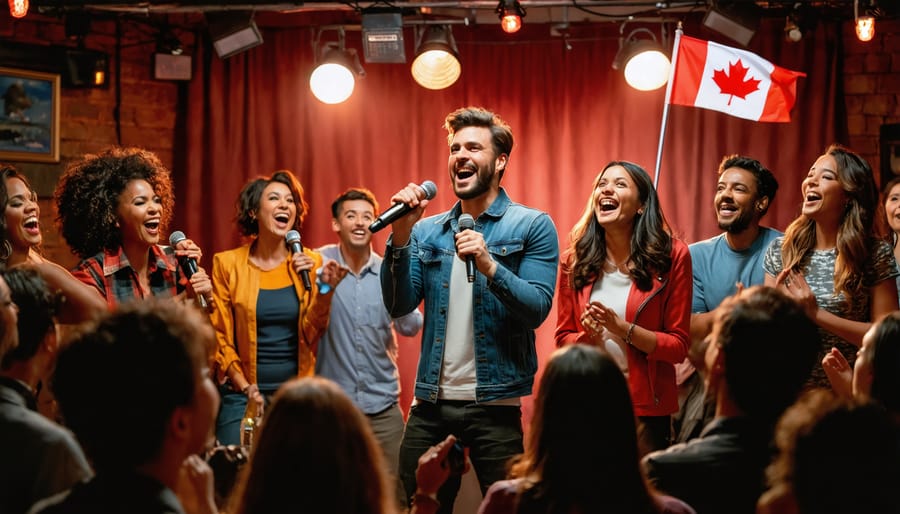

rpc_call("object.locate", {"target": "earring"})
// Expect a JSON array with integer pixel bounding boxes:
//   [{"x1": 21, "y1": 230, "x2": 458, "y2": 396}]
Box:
[
  {"x1": 0, "y1": 240, "x2": 10, "y2": 261},
  {"x1": 637, "y1": 209, "x2": 644, "y2": 215}
]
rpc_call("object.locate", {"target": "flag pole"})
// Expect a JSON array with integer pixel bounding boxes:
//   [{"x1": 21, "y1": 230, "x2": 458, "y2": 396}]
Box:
[{"x1": 653, "y1": 22, "x2": 683, "y2": 189}]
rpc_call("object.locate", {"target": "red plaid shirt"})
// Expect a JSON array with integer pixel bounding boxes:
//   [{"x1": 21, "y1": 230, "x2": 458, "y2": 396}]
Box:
[{"x1": 71, "y1": 245, "x2": 186, "y2": 309}]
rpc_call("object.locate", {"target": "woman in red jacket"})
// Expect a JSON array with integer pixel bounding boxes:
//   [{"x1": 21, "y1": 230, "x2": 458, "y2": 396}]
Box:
[{"x1": 555, "y1": 160, "x2": 691, "y2": 452}]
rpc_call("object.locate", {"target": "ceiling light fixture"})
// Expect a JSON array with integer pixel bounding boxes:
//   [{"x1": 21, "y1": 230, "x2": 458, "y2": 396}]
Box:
[
  {"x1": 411, "y1": 24, "x2": 461, "y2": 90},
  {"x1": 206, "y1": 11, "x2": 264, "y2": 59},
  {"x1": 784, "y1": 2, "x2": 818, "y2": 43},
  {"x1": 496, "y1": 0, "x2": 526, "y2": 34},
  {"x1": 310, "y1": 28, "x2": 366, "y2": 104},
  {"x1": 701, "y1": 2, "x2": 762, "y2": 47},
  {"x1": 784, "y1": 16, "x2": 802, "y2": 42},
  {"x1": 612, "y1": 27, "x2": 671, "y2": 91},
  {"x1": 8, "y1": 0, "x2": 27, "y2": 18},
  {"x1": 855, "y1": 0, "x2": 875, "y2": 42}
]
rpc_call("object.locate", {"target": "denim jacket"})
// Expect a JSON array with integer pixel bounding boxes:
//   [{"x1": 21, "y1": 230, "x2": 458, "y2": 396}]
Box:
[{"x1": 382, "y1": 188, "x2": 559, "y2": 403}]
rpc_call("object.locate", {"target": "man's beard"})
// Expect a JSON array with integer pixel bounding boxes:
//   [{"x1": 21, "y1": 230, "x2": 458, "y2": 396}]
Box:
[
  {"x1": 718, "y1": 207, "x2": 754, "y2": 234},
  {"x1": 454, "y1": 162, "x2": 495, "y2": 200}
]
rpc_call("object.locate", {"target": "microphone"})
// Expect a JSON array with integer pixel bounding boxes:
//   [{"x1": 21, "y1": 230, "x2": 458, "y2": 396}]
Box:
[
  {"x1": 169, "y1": 231, "x2": 208, "y2": 309},
  {"x1": 368, "y1": 181, "x2": 438, "y2": 233},
  {"x1": 458, "y1": 214, "x2": 476, "y2": 283},
  {"x1": 285, "y1": 230, "x2": 312, "y2": 291}
]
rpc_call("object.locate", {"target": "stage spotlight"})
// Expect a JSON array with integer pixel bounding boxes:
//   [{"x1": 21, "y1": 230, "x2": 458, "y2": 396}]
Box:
[
  {"x1": 702, "y1": 2, "x2": 762, "y2": 46},
  {"x1": 496, "y1": 0, "x2": 526, "y2": 34},
  {"x1": 310, "y1": 31, "x2": 365, "y2": 104},
  {"x1": 411, "y1": 25, "x2": 461, "y2": 90},
  {"x1": 784, "y1": 16, "x2": 802, "y2": 42},
  {"x1": 207, "y1": 11, "x2": 263, "y2": 59},
  {"x1": 784, "y1": 3, "x2": 818, "y2": 43},
  {"x1": 612, "y1": 28, "x2": 670, "y2": 91}
]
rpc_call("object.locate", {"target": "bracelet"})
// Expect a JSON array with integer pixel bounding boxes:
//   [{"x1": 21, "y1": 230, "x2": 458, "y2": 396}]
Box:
[
  {"x1": 412, "y1": 492, "x2": 440, "y2": 509},
  {"x1": 625, "y1": 322, "x2": 636, "y2": 345},
  {"x1": 240, "y1": 384, "x2": 254, "y2": 395}
]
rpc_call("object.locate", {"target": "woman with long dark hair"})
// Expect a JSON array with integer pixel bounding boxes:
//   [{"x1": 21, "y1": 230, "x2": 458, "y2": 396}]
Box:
[
  {"x1": 478, "y1": 345, "x2": 694, "y2": 514},
  {"x1": 555, "y1": 161, "x2": 692, "y2": 451},
  {"x1": 0, "y1": 164, "x2": 105, "y2": 322},
  {"x1": 764, "y1": 144, "x2": 898, "y2": 388}
]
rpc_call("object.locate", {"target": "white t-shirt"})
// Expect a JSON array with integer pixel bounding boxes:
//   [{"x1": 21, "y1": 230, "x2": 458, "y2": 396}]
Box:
[{"x1": 590, "y1": 269, "x2": 632, "y2": 374}]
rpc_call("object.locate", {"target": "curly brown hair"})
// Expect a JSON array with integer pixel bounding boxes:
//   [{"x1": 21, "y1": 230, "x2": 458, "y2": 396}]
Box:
[{"x1": 54, "y1": 147, "x2": 174, "y2": 259}]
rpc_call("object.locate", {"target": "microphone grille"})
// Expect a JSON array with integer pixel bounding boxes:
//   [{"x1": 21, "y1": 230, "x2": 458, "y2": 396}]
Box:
[
  {"x1": 458, "y1": 213, "x2": 475, "y2": 230},
  {"x1": 285, "y1": 230, "x2": 301, "y2": 244},
  {"x1": 169, "y1": 231, "x2": 187, "y2": 246},
  {"x1": 420, "y1": 180, "x2": 438, "y2": 200}
]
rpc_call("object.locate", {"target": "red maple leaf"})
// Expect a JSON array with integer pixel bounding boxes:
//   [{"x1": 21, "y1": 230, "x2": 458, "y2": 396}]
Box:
[{"x1": 712, "y1": 59, "x2": 761, "y2": 106}]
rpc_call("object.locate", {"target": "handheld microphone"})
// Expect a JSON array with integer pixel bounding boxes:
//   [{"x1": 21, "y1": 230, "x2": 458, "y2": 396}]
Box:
[
  {"x1": 368, "y1": 181, "x2": 438, "y2": 233},
  {"x1": 285, "y1": 230, "x2": 312, "y2": 291},
  {"x1": 458, "y1": 214, "x2": 476, "y2": 283},
  {"x1": 169, "y1": 231, "x2": 208, "y2": 309}
]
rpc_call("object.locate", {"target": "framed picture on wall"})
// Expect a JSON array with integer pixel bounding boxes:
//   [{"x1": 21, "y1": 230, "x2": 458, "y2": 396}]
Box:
[{"x1": 0, "y1": 67, "x2": 60, "y2": 163}]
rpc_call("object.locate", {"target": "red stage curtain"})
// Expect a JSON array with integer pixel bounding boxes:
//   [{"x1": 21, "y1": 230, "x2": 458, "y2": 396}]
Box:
[{"x1": 176, "y1": 18, "x2": 842, "y2": 421}]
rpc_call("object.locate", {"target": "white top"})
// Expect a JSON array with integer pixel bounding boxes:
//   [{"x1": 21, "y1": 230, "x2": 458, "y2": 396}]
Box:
[
  {"x1": 590, "y1": 269, "x2": 632, "y2": 374},
  {"x1": 439, "y1": 255, "x2": 477, "y2": 400}
]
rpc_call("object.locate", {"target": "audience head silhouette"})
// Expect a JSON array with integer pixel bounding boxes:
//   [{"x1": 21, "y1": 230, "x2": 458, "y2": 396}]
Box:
[
  {"x1": 508, "y1": 344, "x2": 657, "y2": 513},
  {"x1": 706, "y1": 286, "x2": 819, "y2": 423},
  {"x1": 230, "y1": 376, "x2": 395, "y2": 514},
  {"x1": 763, "y1": 391, "x2": 900, "y2": 514},
  {"x1": 52, "y1": 299, "x2": 217, "y2": 475},
  {"x1": 854, "y1": 311, "x2": 900, "y2": 412}
]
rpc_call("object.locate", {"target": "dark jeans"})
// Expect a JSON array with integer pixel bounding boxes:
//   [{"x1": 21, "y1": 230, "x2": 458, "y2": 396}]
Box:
[
  {"x1": 215, "y1": 386, "x2": 275, "y2": 446},
  {"x1": 216, "y1": 388, "x2": 247, "y2": 446},
  {"x1": 399, "y1": 400, "x2": 523, "y2": 514}
]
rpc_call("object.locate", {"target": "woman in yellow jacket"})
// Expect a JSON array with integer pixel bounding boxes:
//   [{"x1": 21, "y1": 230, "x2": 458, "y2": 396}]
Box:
[{"x1": 211, "y1": 170, "x2": 346, "y2": 445}]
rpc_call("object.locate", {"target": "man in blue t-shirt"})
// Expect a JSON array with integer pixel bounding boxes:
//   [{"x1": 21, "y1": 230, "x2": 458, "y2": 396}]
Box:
[{"x1": 674, "y1": 154, "x2": 781, "y2": 443}]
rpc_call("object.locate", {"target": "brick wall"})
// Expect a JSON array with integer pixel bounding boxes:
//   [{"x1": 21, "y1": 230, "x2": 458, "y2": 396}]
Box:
[
  {"x1": 0, "y1": 12, "x2": 191, "y2": 267},
  {"x1": 843, "y1": 18, "x2": 900, "y2": 186}
]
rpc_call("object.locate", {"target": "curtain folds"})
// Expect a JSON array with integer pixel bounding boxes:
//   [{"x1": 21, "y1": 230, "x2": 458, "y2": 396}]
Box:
[{"x1": 177, "y1": 18, "x2": 842, "y2": 415}]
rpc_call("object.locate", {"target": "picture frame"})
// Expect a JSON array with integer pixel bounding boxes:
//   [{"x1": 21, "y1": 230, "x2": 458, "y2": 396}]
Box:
[{"x1": 0, "y1": 67, "x2": 60, "y2": 163}]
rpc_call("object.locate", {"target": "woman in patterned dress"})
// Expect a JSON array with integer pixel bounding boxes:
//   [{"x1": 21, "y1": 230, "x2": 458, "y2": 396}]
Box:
[{"x1": 763, "y1": 144, "x2": 899, "y2": 387}]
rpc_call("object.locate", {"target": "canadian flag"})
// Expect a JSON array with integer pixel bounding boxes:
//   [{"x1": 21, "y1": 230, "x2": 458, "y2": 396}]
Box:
[{"x1": 669, "y1": 35, "x2": 806, "y2": 122}]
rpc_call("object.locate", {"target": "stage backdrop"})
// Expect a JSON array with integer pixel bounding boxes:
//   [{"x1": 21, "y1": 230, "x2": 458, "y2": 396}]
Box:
[{"x1": 176, "y1": 17, "x2": 843, "y2": 423}]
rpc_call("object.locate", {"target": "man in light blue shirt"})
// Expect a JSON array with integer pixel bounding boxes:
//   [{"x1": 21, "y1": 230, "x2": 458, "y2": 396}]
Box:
[
  {"x1": 675, "y1": 154, "x2": 781, "y2": 443},
  {"x1": 316, "y1": 188, "x2": 422, "y2": 507}
]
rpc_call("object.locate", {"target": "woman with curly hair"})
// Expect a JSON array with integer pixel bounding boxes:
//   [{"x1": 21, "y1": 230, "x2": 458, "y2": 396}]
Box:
[
  {"x1": 764, "y1": 144, "x2": 899, "y2": 388},
  {"x1": 54, "y1": 147, "x2": 211, "y2": 309},
  {"x1": 555, "y1": 161, "x2": 692, "y2": 452},
  {"x1": 210, "y1": 170, "x2": 345, "y2": 445},
  {"x1": 0, "y1": 164, "x2": 105, "y2": 322}
]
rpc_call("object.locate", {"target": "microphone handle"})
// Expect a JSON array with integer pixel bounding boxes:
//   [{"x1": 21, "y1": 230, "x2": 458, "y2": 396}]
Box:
[
  {"x1": 465, "y1": 256, "x2": 476, "y2": 283},
  {"x1": 289, "y1": 242, "x2": 313, "y2": 291},
  {"x1": 178, "y1": 257, "x2": 209, "y2": 309}
]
